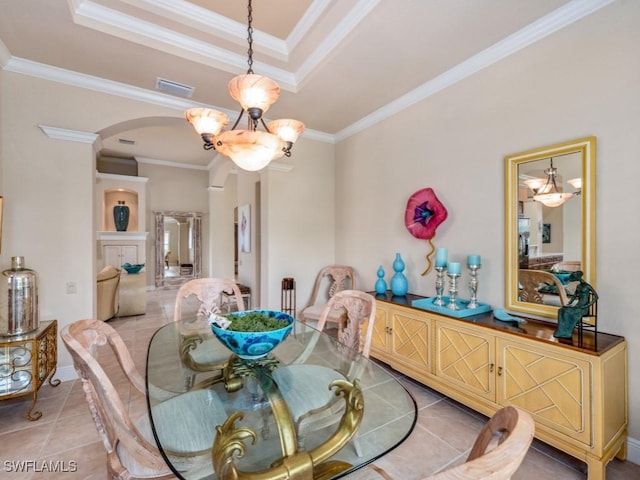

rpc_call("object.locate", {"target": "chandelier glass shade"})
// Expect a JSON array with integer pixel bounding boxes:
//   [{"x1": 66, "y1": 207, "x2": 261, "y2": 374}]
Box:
[
  {"x1": 185, "y1": 0, "x2": 304, "y2": 172},
  {"x1": 525, "y1": 158, "x2": 574, "y2": 207}
]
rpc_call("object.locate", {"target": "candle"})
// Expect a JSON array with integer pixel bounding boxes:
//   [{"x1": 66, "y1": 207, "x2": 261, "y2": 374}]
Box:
[
  {"x1": 467, "y1": 255, "x2": 481, "y2": 267},
  {"x1": 435, "y1": 248, "x2": 448, "y2": 268},
  {"x1": 448, "y1": 262, "x2": 461, "y2": 275}
]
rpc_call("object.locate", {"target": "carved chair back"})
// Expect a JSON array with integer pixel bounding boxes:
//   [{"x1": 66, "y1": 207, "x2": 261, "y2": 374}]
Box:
[
  {"x1": 300, "y1": 265, "x2": 356, "y2": 326},
  {"x1": 61, "y1": 319, "x2": 173, "y2": 479},
  {"x1": 173, "y1": 277, "x2": 245, "y2": 321},
  {"x1": 518, "y1": 269, "x2": 569, "y2": 306},
  {"x1": 424, "y1": 406, "x2": 534, "y2": 479}
]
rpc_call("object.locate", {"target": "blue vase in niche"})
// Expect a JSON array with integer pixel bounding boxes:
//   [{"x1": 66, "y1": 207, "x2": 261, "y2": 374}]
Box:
[
  {"x1": 113, "y1": 201, "x2": 130, "y2": 232},
  {"x1": 375, "y1": 265, "x2": 387, "y2": 294},
  {"x1": 390, "y1": 253, "x2": 408, "y2": 296}
]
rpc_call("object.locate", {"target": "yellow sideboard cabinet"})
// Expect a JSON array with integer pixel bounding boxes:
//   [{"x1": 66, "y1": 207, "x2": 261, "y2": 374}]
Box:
[{"x1": 370, "y1": 293, "x2": 627, "y2": 480}]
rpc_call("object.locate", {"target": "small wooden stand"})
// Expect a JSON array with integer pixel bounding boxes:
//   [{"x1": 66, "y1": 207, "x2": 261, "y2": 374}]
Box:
[{"x1": 281, "y1": 277, "x2": 296, "y2": 316}]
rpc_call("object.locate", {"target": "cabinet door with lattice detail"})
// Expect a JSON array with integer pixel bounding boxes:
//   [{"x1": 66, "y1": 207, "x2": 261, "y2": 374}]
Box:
[
  {"x1": 369, "y1": 308, "x2": 391, "y2": 357},
  {"x1": 390, "y1": 308, "x2": 432, "y2": 374},
  {"x1": 435, "y1": 321, "x2": 495, "y2": 401},
  {"x1": 497, "y1": 337, "x2": 592, "y2": 446}
]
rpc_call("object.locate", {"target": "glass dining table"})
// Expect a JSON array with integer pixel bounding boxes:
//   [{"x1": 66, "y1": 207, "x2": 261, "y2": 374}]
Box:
[{"x1": 146, "y1": 319, "x2": 417, "y2": 480}]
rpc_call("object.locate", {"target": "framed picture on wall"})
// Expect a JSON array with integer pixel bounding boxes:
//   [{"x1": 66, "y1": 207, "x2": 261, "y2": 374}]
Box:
[
  {"x1": 542, "y1": 223, "x2": 551, "y2": 244},
  {"x1": 238, "y1": 204, "x2": 251, "y2": 253}
]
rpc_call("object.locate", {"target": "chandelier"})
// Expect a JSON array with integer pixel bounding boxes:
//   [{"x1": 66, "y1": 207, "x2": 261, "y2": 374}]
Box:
[
  {"x1": 185, "y1": 0, "x2": 304, "y2": 171},
  {"x1": 523, "y1": 158, "x2": 578, "y2": 207}
]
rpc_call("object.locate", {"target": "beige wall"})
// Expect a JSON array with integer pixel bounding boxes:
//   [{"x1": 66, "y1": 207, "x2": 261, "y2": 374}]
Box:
[
  {"x1": 261, "y1": 139, "x2": 336, "y2": 310},
  {"x1": 335, "y1": 1, "x2": 640, "y2": 440}
]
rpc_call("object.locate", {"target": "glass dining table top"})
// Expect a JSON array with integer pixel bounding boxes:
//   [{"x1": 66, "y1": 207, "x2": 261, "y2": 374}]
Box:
[{"x1": 146, "y1": 319, "x2": 417, "y2": 480}]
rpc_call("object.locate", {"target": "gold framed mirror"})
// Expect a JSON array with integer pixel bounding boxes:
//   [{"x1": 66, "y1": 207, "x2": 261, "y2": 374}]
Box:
[{"x1": 504, "y1": 137, "x2": 596, "y2": 318}]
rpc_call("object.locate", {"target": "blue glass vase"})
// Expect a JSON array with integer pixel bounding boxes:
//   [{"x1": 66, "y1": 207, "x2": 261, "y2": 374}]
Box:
[
  {"x1": 390, "y1": 253, "x2": 408, "y2": 296},
  {"x1": 375, "y1": 265, "x2": 387, "y2": 294},
  {"x1": 113, "y1": 201, "x2": 130, "y2": 232}
]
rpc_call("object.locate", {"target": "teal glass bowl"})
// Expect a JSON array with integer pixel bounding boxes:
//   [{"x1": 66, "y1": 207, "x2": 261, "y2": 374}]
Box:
[
  {"x1": 121, "y1": 263, "x2": 145, "y2": 274},
  {"x1": 210, "y1": 310, "x2": 294, "y2": 360}
]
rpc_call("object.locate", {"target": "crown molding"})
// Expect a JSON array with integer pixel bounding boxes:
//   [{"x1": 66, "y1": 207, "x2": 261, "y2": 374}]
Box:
[
  {"x1": 38, "y1": 125, "x2": 99, "y2": 144},
  {"x1": 5, "y1": 56, "x2": 331, "y2": 145},
  {"x1": 69, "y1": 0, "x2": 297, "y2": 90},
  {"x1": 120, "y1": 0, "x2": 289, "y2": 61},
  {"x1": 334, "y1": 0, "x2": 615, "y2": 141},
  {"x1": 296, "y1": 0, "x2": 381, "y2": 87},
  {"x1": 285, "y1": 0, "x2": 332, "y2": 53}
]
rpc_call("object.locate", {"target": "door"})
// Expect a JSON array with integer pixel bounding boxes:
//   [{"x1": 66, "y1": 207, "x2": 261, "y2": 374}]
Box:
[
  {"x1": 435, "y1": 321, "x2": 495, "y2": 401},
  {"x1": 497, "y1": 337, "x2": 591, "y2": 445}
]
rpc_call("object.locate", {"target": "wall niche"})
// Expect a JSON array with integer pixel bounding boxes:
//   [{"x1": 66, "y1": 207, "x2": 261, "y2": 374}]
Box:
[{"x1": 104, "y1": 188, "x2": 139, "y2": 232}]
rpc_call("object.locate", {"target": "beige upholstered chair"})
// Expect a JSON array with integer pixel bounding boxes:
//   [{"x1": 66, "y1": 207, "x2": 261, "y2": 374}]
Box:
[
  {"x1": 518, "y1": 269, "x2": 569, "y2": 306},
  {"x1": 96, "y1": 265, "x2": 120, "y2": 321},
  {"x1": 272, "y1": 290, "x2": 376, "y2": 455},
  {"x1": 61, "y1": 319, "x2": 229, "y2": 480},
  {"x1": 299, "y1": 265, "x2": 356, "y2": 329},
  {"x1": 424, "y1": 406, "x2": 534, "y2": 480},
  {"x1": 173, "y1": 278, "x2": 246, "y2": 384}
]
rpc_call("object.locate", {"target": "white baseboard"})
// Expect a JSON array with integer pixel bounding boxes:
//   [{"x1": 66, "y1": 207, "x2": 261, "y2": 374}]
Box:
[
  {"x1": 55, "y1": 365, "x2": 78, "y2": 383},
  {"x1": 627, "y1": 435, "x2": 640, "y2": 466}
]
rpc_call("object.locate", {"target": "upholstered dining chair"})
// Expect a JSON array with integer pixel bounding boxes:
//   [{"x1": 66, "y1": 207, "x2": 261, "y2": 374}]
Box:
[
  {"x1": 61, "y1": 319, "x2": 229, "y2": 480},
  {"x1": 424, "y1": 406, "x2": 534, "y2": 479},
  {"x1": 173, "y1": 278, "x2": 246, "y2": 386},
  {"x1": 299, "y1": 265, "x2": 356, "y2": 330},
  {"x1": 518, "y1": 269, "x2": 569, "y2": 307},
  {"x1": 272, "y1": 289, "x2": 376, "y2": 456}
]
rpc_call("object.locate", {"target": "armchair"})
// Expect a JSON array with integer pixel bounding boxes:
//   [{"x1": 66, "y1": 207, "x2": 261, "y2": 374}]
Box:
[{"x1": 96, "y1": 266, "x2": 120, "y2": 321}]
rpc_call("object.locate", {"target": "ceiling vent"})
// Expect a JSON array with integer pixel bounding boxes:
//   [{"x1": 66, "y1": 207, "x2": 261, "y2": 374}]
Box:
[{"x1": 156, "y1": 77, "x2": 195, "y2": 98}]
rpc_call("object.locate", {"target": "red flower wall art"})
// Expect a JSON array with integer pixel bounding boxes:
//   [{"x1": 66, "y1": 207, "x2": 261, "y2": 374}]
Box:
[{"x1": 405, "y1": 187, "x2": 448, "y2": 275}]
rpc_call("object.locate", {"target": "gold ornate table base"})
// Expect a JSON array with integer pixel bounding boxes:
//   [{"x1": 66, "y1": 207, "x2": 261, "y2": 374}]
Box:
[{"x1": 212, "y1": 376, "x2": 364, "y2": 480}]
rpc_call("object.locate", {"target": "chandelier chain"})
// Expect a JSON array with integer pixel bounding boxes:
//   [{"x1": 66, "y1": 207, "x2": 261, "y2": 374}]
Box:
[{"x1": 246, "y1": 0, "x2": 254, "y2": 74}]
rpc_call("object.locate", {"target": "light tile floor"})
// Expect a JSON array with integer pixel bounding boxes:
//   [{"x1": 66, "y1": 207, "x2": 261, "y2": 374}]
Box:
[{"x1": 0, "y1": 288, "x2": 637, "y2": 479}]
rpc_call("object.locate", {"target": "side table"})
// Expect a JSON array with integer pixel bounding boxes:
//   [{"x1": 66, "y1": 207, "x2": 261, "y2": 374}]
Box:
[
  {"x1": 117, "y1": 272, "x2": 147, "y2": 317},
  {"x1": 0, "y1": 320, "x2": 60, "y2": 420}
]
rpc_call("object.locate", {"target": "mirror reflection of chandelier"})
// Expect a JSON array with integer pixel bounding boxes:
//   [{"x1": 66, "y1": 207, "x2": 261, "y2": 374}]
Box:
[
  {"x1": 523, "y1": 158, "x2": 577, "y2": 207},
  {"x1": 185, "y1": 0, "x2": 304, "y2": 172}
]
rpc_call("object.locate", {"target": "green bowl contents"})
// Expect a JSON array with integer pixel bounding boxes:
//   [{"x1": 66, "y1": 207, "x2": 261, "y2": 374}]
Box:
[
  {"x1": 225, "y1": 311, "x2": 290, "y2": 332},
  {"x1": 212, "y1": 309, "x2": 294, "y2": 360}
]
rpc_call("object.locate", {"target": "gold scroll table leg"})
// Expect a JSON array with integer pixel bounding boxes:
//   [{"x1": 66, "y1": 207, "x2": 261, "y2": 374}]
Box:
[{"x1": 212, "y1": 376, "x2": 364, "y2": 480}]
